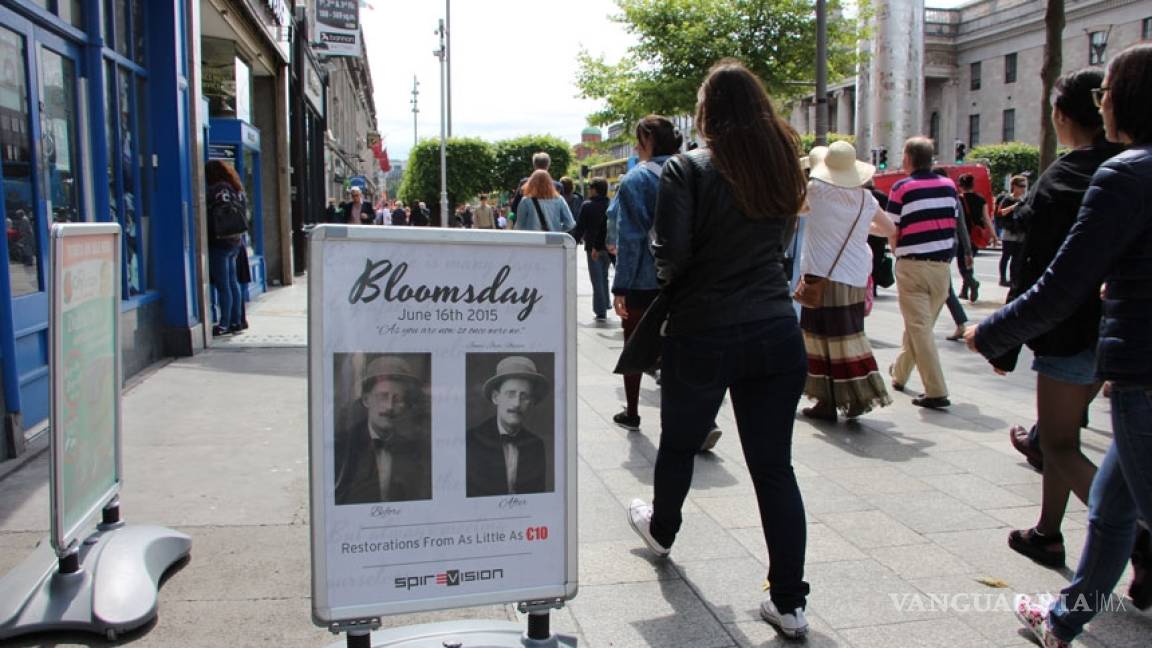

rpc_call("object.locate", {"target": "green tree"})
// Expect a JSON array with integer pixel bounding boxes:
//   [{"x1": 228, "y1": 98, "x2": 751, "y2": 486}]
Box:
[
  {"x1": 969, "y1": 142, "x2": 1040, "y2": 187},
  {"x1": 491, "y1": 135, "x2": 572, "y2": 193},
  {"x1": 576, "y1": 0, "x2": 860, "y2": 127},
  {"x1": 798, "y1": 132, "x2": 856, "y2": 155},
  {"x1": 398, "y1": 138, "x2": 495, "y2": 224}
]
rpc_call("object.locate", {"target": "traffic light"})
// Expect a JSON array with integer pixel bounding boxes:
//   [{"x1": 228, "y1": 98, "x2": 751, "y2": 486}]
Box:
[
  {"x1": 954, "y1": 141, "x2": 967, "y2": 163},
  {"x1": 877, "y1": 147, "x2": 889, "y2": 171}
]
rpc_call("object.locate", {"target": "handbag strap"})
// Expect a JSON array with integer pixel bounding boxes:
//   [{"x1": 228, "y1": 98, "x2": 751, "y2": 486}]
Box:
[
  {"x1": 824, "y1": 191, "x2": 868, "y2": 276},
  {"x1": 531, "y1": 198, "x2": 551, "y2": 232}
]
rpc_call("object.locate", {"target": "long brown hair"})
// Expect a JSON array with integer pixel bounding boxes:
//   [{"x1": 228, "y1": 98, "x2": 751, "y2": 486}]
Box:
[
  {"x1": 522, "y1": 169, "x2": 559, "y2": 199},
  {"x1": 205, "y1": 159, "x2": 243, "y2": 193},
  {"x1": 694, "y1": 59, "x2": 804, "y2": 218}
]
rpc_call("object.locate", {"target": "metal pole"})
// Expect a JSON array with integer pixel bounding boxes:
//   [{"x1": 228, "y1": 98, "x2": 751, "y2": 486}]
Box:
[
  {"x1": 436, "y1": 19, "x2": 449, "y2": 227},
  {"x1": 445, "y1": 0, "x2": 452, "y2": 138},
  {"x1": 814, "y1": 0, "x2": 829, "y2": 146},
  {"x1": 411, "y1": 75, "x2": 419, "y2": 147}
]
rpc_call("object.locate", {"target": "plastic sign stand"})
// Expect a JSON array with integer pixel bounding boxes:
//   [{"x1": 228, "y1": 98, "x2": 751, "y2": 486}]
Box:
[
  {"x1": 0, "y1": 517, "x2": 191, "y2": 641},
  {"x1": 0, "y1": 224, "x2": 191, "y2": 640},
  {"x1": 307, "y1": 227, "x2": 579, "y2": 647}
]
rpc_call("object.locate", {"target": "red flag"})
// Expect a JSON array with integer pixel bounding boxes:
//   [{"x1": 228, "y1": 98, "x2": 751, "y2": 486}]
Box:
[
  {"x1": 371, "y1": 141, "x2": 383, "y2": 159},
  {"x1": 378, "y1": 148, "x2": 391, "y2": 172}
]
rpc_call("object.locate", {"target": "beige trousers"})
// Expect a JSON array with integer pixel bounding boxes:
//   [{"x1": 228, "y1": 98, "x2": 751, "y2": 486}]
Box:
[{"x1": 892, "y1": 258, "x2": 952, "y2": 398}]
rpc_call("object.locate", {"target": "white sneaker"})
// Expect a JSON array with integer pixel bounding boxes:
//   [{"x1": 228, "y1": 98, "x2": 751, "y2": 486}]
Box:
[
  {"x1": 699, "y1": 426, "x2": 722, "y2": 452},
  {"x1": 627, "y1": 498, "x2": 670, "y2": 557},
  {"x1": 760, "y1": 599, "x2": 809, "y2": 639}
]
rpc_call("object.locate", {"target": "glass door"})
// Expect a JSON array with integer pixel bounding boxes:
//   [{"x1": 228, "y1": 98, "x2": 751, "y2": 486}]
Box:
[{"x1": 0, "y1": 9, "x2": 86, "y2": 440}]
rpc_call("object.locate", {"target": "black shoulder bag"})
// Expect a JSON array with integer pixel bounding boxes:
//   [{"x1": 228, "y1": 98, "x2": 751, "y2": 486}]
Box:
[{"x1": 530, "y1": 198, "x2": 551, "y2": 232}]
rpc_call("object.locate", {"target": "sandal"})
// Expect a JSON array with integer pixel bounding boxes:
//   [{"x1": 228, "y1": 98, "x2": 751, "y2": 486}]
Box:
[{"x1": 1008, "y1": 527, "x2": 1065, "y2": 568}]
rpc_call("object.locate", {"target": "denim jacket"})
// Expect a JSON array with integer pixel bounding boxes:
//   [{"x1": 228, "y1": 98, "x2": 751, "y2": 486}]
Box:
[{"x1": 607, "y1": 155, "x2": 671, "y2": 294}]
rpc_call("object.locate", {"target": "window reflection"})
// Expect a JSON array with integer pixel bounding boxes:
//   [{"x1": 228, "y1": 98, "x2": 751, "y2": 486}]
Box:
[
  {"x1": 0, "y1": 27, "x2": 39, "y2": 296},
  {"x1": 119, "y1": 72, "x2": 140, "y2": 295},
  {"x1": 41, "y1": 48, "x2": 80, "y2": 223}
]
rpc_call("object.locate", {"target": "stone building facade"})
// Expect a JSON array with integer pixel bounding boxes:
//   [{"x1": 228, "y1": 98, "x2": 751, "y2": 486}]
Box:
[{"x1": 790, "y1": 0, "x2": 1152, "y2": 153}]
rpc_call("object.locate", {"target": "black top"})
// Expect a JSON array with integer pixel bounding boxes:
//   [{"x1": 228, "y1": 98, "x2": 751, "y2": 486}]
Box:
[
  {"x1": 652, "y1": 149, "x2": 794, "y2": 335},
  {"x1": 569, "y1": 195, "x2": 609, "y2": 251}
]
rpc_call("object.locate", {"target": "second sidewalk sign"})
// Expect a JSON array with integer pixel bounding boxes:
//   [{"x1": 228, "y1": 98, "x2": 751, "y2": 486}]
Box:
[{"x1": 308, "y1": 226, "x2": 579, "y2": 626}]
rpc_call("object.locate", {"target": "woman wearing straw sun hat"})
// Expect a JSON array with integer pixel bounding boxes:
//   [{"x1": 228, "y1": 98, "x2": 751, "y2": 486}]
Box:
[{"x1": 798, "y1": 140, "x2": 898, "y2": 422}]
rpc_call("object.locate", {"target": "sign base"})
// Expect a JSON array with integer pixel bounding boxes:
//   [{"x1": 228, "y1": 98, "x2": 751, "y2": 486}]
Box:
[
  {"x1": 326, "y1": 620, "x2": 578, "y2": 648},
  {"x1": 0, "y1": 524, "x2": 191, "y2": 641}
]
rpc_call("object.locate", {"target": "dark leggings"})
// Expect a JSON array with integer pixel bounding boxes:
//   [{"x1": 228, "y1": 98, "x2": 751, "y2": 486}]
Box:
[
  {"x1": 1000, "y1": 240, "x2": 1022, "y2": 283},
  {"x1": 621, "y1": 290, "x2": 659, "y2": 416}
]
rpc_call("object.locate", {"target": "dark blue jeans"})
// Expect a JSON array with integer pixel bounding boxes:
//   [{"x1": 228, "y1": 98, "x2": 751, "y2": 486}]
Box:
[
  {"x1": 1050, "y1": 385, "x2": 1152, "y2": 640},
  {"x1": 586, "y1": 249, "x2": 610, "y2": 318},
  {"x1": 651, "y1": 316, "x2": 810, "y2": 611},
  {"x1": 209, "y1": 242, "x2": 243, "y2": 329}
]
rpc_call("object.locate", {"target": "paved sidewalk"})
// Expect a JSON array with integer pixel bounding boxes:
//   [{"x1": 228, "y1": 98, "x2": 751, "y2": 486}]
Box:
[{"x1": 0, "y1": 251, "x2": 1149, "y2": 647}]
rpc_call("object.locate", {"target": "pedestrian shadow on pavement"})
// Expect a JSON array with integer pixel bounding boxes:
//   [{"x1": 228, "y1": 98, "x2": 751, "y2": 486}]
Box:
[
  {"x1": 908, "y1": 402, "x2": 1008, "y2": 432},
  {"x1": 621, "y1": 422, "x2": 740, "y2": 491},
  {"x1": 805, "y1": 416, "x2": 934, "y2": 464}
]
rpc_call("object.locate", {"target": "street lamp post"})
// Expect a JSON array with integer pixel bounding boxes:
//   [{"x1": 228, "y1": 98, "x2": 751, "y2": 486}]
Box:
[
  {"x1": 410, "y1": 75, "x2": 419, "y2": 147},
  {"x1": 434, "y1": 19, "x2": 449, "y2": 227},
  {"x1": 814, "y1": 0, "x2": 829, "y2": 146},
  {"x1": 445, "y1": 0, "x2": 452, "y2": 138}
]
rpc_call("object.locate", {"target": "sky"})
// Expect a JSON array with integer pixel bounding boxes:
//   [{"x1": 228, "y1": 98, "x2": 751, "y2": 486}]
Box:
[
  {"x1": 360, "y1": 0, "x2": 971, "y2": 162},
  {"x1": 361, "y1": 0, "x2": 633, "y2": 162}
]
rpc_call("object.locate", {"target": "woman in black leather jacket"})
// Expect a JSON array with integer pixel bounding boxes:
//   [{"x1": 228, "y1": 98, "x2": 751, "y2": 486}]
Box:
[
  {"x1": 987, "y1": 68, "x2": 1126, "y2": 570},
  {"x1": 965, "y1": 43, "x2": 1152, "y2": 647},
  {"x1": 624, "y1": 59, "x2": 812, "y2": 639}
]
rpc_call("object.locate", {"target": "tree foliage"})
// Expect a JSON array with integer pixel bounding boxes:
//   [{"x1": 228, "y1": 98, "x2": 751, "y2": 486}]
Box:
[
  {"x1": 576, "y1": 0, "x2": 860, "y2": 127},
  {"x1": 398, "y1": 138, "x2": 495, "y2": 221},
  {"x1": 491, "y1": 135, "x2": 573, "y2": 192},
  {"x1": 969, "y1": 142, "x2": 1040, "y2": 187},
  {"x1": 798, "y1": 133, "x2": 856, "y2": 155}
]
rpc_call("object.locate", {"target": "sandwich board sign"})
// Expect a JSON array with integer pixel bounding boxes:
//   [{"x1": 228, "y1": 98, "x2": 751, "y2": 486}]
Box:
[{"x1": 307, "y1": 226, "x2": 578, "y2": 640}]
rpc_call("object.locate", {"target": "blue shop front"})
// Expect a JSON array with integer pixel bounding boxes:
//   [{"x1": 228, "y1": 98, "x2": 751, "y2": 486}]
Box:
[{"x1": 0, "y1": 0, "x2": 202, "y2": 460}]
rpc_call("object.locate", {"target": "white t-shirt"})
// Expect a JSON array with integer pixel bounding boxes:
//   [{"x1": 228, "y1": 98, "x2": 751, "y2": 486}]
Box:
[{"x1": 799, "y1": 180, "x2": 878, "y2": 288}]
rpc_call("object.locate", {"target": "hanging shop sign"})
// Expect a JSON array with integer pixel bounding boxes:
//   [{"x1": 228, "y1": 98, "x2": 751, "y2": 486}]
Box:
[
  {"x1": 315, "y1": 0, "x2": 361, "y2": 57},
  {"x1": 307, "y1": 227, "x2": 578, "y2": 624}
]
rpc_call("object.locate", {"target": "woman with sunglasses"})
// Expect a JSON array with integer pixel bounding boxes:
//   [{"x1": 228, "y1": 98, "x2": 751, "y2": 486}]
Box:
[{"x1": 965, "y1": 43, "x2": 1152, "y2": 647}]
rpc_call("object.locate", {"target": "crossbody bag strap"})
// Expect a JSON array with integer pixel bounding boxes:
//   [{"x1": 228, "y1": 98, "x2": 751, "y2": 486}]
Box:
[
  {"x1": 531, "y1": 198, "x2": 551, "y2": 232},
  {"x1": 824, "y1": 191, "x2": 868, "y2": 276}
]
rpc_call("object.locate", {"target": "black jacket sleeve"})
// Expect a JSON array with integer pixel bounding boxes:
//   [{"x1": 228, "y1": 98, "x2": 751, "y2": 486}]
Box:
[
  {"x1": 651, "y1": 155, "x2": 697, "y2": 288},
  {"x1": 974, "y1": 158, "x2": 1142, "y2": 360}
]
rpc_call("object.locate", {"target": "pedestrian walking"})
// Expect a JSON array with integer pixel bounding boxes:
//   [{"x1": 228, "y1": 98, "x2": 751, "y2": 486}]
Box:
[
  {"x1": 568, "y1": 177, "x2": 611, "y2": 321},
  {"x1": 205, "y1": 160, "x2": 248, "y2": 337},
  {"x1": 473, "y1": 194, "x2": 496, "y2": 229},
  {"x1": 626, "y1": 59, "x2": 811, "y2": 639},
  {"x1": 513, "y1": 170, "x2": 575, "y2": 232},
  {"x1": 797, "y1": 141, "x2": 896, "y2": 422},
  {"x1": 887, "y1": 136, "x2": 958, "y2": 409},
  {"x1": 341, "y1": 187, "x2": 373, "y2": 225},
  {"x1": 938, "y1": 167, "x2": 975, "y2": 341},
  {"x1": 965, "y1": 43, "x2": 1152, "y2": 646},
  {"x1": 972, "y1": 68, "x2": 1128, "y2": 574},
  {"x1": 996, "y1": 175, "x2": 1029, "y2": 287}
]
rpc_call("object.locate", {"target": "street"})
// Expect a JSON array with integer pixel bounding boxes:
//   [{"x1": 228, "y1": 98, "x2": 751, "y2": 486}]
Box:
[{"x1": 0, "y1": 249, "x2": 1148, "y2": 647}]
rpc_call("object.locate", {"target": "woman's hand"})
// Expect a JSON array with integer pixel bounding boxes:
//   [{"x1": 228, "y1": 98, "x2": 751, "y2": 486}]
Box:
[
  {"x1": 963, "y1": 324, "x2": 980, "y2": 352},
  {"x1": 613, "y1": 295, "x2": 628, "y2": 319}
]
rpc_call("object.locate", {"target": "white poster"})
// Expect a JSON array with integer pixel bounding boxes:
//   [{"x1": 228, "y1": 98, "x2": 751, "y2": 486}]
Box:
[
  {"x1": 310, "y1": 227, "x2": 577, "y2": 623},
  {"x1": 315, "y1": 0, "x2": 361, "y2": 58}
]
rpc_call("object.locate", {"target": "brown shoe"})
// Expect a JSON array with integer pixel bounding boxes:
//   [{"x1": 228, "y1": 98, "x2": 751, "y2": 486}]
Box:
[
  {"x1": 1009, "y1": 424, "x2": 1044, "y2": 472},
  {"x1": 801, "y1": 404, "x2": 837, "y2": 422}
]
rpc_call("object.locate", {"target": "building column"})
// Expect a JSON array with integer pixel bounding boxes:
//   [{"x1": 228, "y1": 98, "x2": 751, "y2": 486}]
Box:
[
  {"x1": 870, "y1": 0, "x2": 925, "y2": 156},
  {"x1": 855, "y1": 29, "x2": 873, "y2": 158}
]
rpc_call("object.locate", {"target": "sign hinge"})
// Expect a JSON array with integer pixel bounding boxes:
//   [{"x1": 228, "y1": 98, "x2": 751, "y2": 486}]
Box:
[
  {"x1": 328, "y1": 617, "x2": 381, "y2": 635},
  {"x1": 517, "y1": 598, "x2": 565, "y2": 614}
]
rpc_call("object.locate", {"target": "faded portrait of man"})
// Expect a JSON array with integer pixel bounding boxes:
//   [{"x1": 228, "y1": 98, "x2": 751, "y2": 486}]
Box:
[
  {"x1": 466, "y1": 354, "x2": 555, "y2": 497},
  {"x1": 333, "y1": 353, "x2": 432, "y2": 505}
]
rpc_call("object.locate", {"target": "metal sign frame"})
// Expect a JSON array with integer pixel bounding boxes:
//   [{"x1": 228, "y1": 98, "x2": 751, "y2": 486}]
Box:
[
  {"x1": 48, "y1": 223, "x2": 123, "y2": 556},
  {"x1": 307, "y1": 226, "x2": 578, "y2": 626}
]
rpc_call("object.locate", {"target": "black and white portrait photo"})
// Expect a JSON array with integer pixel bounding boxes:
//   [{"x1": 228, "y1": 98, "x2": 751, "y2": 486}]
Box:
[
  {"x1": 333, "y1": 353, "x2": 432, "y2": 505},
  {"x1": 465, "y1": 353, "x2": 555, "y2": 497}
]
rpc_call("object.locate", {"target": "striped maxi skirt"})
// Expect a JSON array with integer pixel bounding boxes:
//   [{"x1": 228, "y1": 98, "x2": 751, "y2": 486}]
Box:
[{"x1": 800, "y1": 280, "x2": 892, "y2": 415}]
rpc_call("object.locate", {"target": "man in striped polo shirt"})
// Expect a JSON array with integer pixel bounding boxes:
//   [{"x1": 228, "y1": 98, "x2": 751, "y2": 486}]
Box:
[{"x1": 887, "y1": 137, "x2": 957, "y2": 409}]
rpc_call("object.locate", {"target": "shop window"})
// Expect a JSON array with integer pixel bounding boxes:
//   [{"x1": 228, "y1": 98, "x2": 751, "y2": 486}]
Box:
[
  {"x1": 104, "y1": 0, "x2": 145, "y2": 62},
  {"x1": 1143, "y1": 17, "x2": 1152, "y2": 41},
  {"x1": 969, "y1": 114, "x2": 980, "y2": 148},
  {"x1": 1089, "y1": 31, "x2": 1107, "y2": 65},
  {"x1": 30, "y1": 0, "x2": 83, "y2": 28},
  {"x1": 103, "y1": 52, "x2": 150, "y2": 296},
  {"x1": 1002, "y1": 109, "x2": 1016, "y2": 142},
  {"x1": 970, "y1": 62, "x2": 981, "y2": 91},
  {"x1": 1005, "y1": 53, "x2": 1017, "y2": 84},
  {"x1": 1, "y1": 27, "x2": 40, "y2": 297}
]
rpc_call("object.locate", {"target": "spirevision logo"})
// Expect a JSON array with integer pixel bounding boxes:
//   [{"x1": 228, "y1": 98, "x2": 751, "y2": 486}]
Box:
[{"x1": 394, "y1": 568, "x2": 505, "y2": 590}]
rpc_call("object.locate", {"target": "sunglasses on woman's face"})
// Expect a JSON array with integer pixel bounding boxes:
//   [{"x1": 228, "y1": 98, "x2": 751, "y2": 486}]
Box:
[{"x1": 1091, "y1": 86, "x2": 1110, "y2": 108}]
